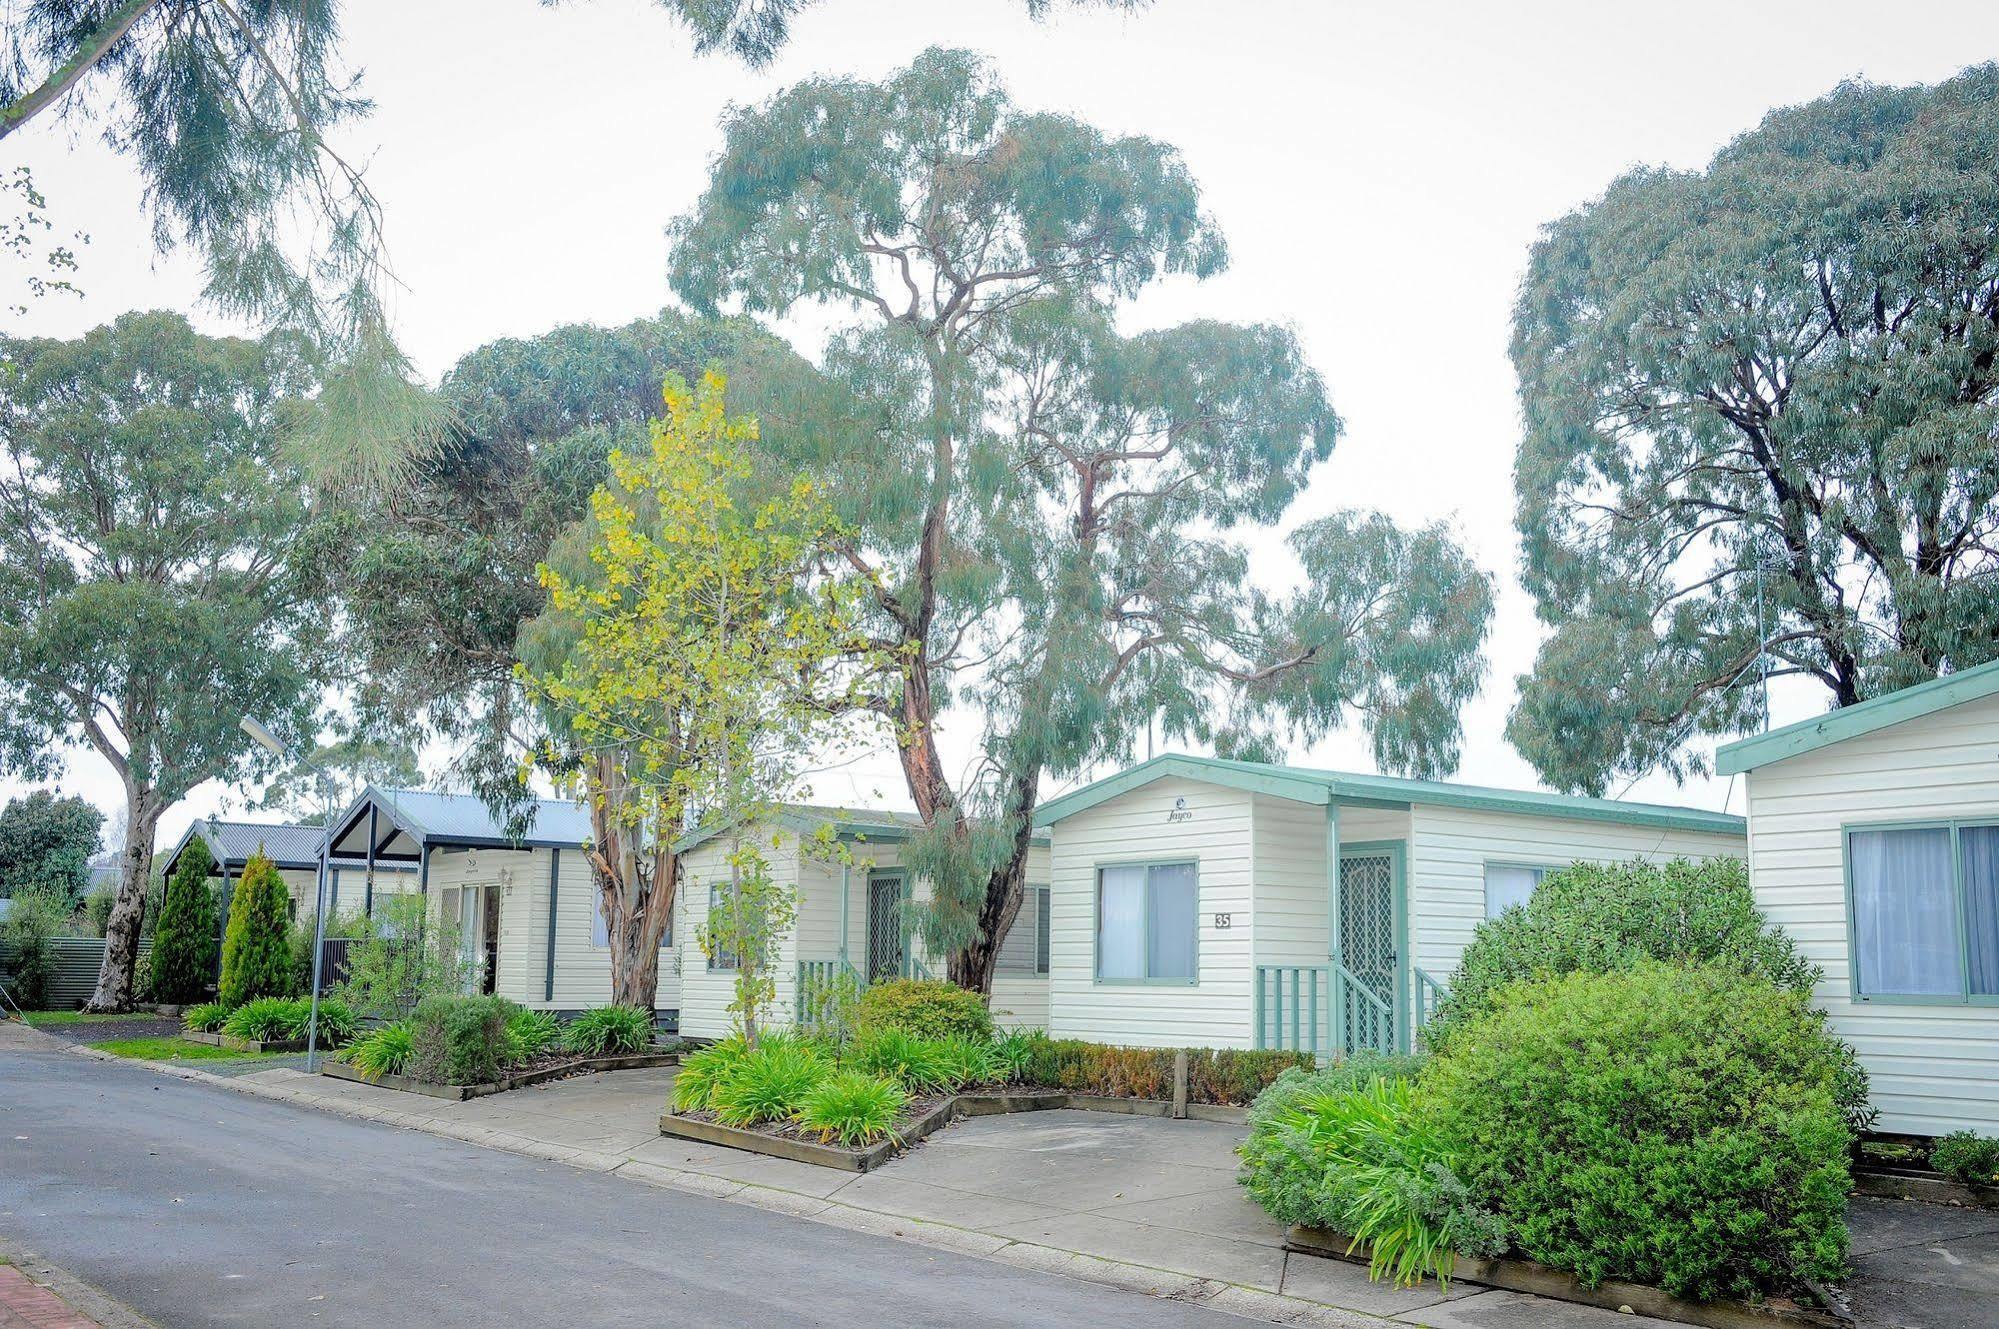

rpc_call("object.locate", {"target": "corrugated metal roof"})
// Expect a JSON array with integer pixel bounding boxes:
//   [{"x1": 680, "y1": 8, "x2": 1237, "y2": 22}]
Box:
[
  {"x1": 352, "y1": 787, "x2": 592, "y2": 849},
  {"x1": 1032, "y1": 753, "x2": 1744, "y2": 837}
]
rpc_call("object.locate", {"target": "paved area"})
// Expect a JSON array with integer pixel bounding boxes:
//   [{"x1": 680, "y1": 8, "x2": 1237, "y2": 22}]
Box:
[
  {"x1": 1847, "y1": 1193, "x2": 1999, "y2": 1329},
  {"x1": 0, "y1": 1049, "x2": 1260, "y2": 1329},
  {"x1": 23, "y1": 1016, "x2": 180, "y2": 1045},
  {"x1": 0, "y1": 1264, "x2": 102, "y2": 1329}
]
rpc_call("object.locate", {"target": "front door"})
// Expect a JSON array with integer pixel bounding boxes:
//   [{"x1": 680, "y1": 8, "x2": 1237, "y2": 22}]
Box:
[
  {"x1": 866, "y1": 872, "x2": 905, "y2": 983},
  {"x1": 1338, "y1": 848, "x2": 1402, "y2": 1053},
  {"x1": 481, "y1": 885, "x2": 501, "y2": 995}
]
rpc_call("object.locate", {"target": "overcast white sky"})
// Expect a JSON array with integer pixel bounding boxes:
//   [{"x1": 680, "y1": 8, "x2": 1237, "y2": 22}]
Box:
[{"x1": 9, "y1": 0, "x2": 1999, "y2": 851}]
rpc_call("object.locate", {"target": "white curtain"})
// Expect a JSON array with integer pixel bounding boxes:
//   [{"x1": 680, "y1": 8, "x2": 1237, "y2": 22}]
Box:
[
  {"x1": 1484, "y1": 864, "x2": 1542, "y2": 919},
  {"x1": 1850, "y1": 827, "x2": 1958, "y2": 997},
  {"x1": 1097, "y1": 866, "x2": 1146, "y2": 980},
  {"x1": 1961, "y1": 825, "x2": 1999, "y2": 997},
  {"x1": 1147, "y1": 863, "x2": 1199, "y2": 981}
]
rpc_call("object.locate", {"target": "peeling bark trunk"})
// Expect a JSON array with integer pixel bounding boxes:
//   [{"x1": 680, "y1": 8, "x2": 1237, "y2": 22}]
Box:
[
  {"x1": 86, "y1": 794, "x2": 159, "y2": 1011},
  {"x1": 585, "y1": 754, "x2": 678, "y2": 1011}
]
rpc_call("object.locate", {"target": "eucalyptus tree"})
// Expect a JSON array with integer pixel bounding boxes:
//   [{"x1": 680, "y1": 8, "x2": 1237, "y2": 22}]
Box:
[
  {"x1": 671, "y1": 48, "x2": 1493, "y2": 993},
  {"x1": 325, "y1": 312, "x2": 823, "y2": 1009},
  {"x1": 0, "y1": 310, "x2": 322, "y2": 1009},
  {"x1": 1508, "y1": 64, "x2": 1999, "y2": 795}
]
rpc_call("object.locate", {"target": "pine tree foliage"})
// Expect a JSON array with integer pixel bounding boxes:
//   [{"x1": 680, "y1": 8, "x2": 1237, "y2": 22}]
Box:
[
  {"x1": 218, "y1": 851, "x2": 290, "y2": 1007},
  {"x1": 1510, "y1": 64, "x2": 1999, "y2": 793},
  {"x1": 148, "y1": 837, "x2": 219, "y2": 1004},
  {"x1": 670, "y1": 49, "x2": 1493, "y2": 989}
]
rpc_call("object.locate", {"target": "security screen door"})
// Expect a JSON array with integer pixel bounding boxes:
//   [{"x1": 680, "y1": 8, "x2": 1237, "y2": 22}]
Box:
[{"x1": 1339, "y1": 851, "x2": 1398, "y2": 1051}]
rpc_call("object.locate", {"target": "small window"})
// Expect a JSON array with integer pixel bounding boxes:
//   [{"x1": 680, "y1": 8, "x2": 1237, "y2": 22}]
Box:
[
  {"x1": 1096, "y1": 863, "x2": 1198, "y2": 984},
  {"x1": 1848, "y1": 822, "x2": 1999, "y2": 1001},
  {"x1": 705, "y1": 881, "x2": 738, "y2": 971},
  {"x1": 1484, "y1": 863, "x2": 1548, "y2": 919},
  {"x1": 996, "y1": 886, "x2": 1050, "y2": 975}
]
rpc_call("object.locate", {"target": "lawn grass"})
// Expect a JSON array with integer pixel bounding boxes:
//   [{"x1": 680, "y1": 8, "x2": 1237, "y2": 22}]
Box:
[
  {"x1": 22, "y1": 1011, "x2": 141, "y2": 1027},
  {"x1": 88, "y1": 1036, "x2": 282, "y2": 1063}
]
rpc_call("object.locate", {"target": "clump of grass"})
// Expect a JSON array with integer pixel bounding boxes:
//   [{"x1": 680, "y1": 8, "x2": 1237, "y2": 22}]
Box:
[
  {"x1": 795, "y1": 1071, "x2": 907, "y2": 1146},
  {"x1": 710, "y1": 1043, "x2": 829, "y2": 1127},
  {"x1": 340, "y1": 1021, "x2": 415, "y2": 1081},
  {"x1": 562, "y1": 1005, "x2": 652, "y2": 1056}
]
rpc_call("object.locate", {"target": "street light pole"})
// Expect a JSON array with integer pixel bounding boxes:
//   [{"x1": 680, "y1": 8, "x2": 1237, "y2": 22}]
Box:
[{"x1": 239, "y1": 716, "x2": 331, "y2": 1071}]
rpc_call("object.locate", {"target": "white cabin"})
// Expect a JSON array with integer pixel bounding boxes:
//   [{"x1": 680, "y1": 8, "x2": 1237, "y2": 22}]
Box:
[
  {"x1": 1718, "y1": 658, "x2": 1999, "y2": 1137},
  {"x1": 1030, "y1": 754, "x2": 1746, "y2": 1058}
]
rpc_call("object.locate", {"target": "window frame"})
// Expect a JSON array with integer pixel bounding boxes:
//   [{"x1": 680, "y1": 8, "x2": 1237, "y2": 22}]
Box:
[
  {"x1": 1481, "y1": 859, "x2": 1557, "y2": 919},
  {"x1": 1842, "y1": 816, "x2": 1999, "y2": 1006},
  {"x1": 1092, "y1": 859, "x2": 1200, "y2": 987},
  {"x1": 704, "y1": 880, "x2": 739, "y2": 972},
  {"x1": 1034, "y1": 884, "x2": 1050, "y2": 977}
]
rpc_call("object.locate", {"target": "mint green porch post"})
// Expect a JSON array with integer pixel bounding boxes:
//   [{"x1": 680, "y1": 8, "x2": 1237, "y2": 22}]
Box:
[
  {"x1": 838, "y1": 860, "x2": 851, "y2": 967},
  {"x1": 1324, "y1": 800, "x2": 1343, "y2": 1056}
]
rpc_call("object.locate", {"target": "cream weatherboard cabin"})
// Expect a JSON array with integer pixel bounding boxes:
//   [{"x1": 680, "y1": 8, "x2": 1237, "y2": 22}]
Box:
[
  {"x1": 671, "y1": 806, "x2": 1052, "y2": 1041},
  {"x1": 1027, "y1": 754, "x2": 1746, "y2": 1058},
  {"x1": 1718, "y1": 658, "x2": 1999, "y2": 1137},
  {"x1": 318, "y1": 788, "x2": 679, "y2": 1021}
]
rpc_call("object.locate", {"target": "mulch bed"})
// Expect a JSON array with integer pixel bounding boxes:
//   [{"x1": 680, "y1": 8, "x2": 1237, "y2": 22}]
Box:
[{"x1": 672, "y1": 1093, "x2": 955, "y2": 1147}]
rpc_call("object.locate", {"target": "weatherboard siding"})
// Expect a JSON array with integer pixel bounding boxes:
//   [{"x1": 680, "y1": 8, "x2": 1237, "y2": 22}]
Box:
[
  {"x1": 1047, "y1": 777, "x2": 1255, "y2": 1048},
  {"x1": 674, "y1": 834, "x2": 802, "y2": 1040},
  {"x1": 1406, "y1": 805, "x2": 1746, "y2": 984},
  {"x1": 1743, "y1": 690, "x2": 1999, "y2": 1135}
]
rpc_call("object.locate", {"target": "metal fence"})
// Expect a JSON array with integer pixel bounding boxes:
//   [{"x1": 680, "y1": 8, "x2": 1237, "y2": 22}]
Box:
[{"x1": 0, "y1": 936, "x2": 154, "y2": 1009}]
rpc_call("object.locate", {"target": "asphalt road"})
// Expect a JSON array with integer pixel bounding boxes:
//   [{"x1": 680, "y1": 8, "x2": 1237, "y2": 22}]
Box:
[{"x1": 0, "y1": 1049, "x2": 1249, "y2": 1328}]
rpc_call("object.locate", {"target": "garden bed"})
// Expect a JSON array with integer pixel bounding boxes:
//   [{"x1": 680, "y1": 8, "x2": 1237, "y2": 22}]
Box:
[
  {"x1": 1285, "y1": 1226, "x2": 1843, "y2": 1329},
  {"x1": 1851, "y1": 1164, "x2": 1999, "y2": 1210},
  {"x1": 659, "y1": 1087, "x2": 1229, "y2": 1172},
  {"x1": 183, "y1": 1030, "x2": 308, "y2": 1053},
  {"x1": 322, "y1": 1049, "x2": 680, "y2": 1101}
]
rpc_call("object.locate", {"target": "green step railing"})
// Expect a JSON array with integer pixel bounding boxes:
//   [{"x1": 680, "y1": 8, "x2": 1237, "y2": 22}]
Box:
[
  {"x1": 1413, "y1": 967, "x2": 1450, "y2": 1045},
  {"x1": 796, "y1": 957, "x2": 864, "y2": 1031},
  {"x1": 1253, "y1": 962, "x2": 1398, "y2": 1057}
]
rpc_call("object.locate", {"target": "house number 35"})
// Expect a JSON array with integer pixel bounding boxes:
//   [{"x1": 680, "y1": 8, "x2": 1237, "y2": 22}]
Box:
[{"x1": 1213, "y1": 913, "x2": 1232, "y2": 929}]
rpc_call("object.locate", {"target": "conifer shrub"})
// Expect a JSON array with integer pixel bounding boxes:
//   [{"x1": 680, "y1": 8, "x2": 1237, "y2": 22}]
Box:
[
  {"x1": 148, "y1": 840, "x2": 221, "y2": 1003},
  {"x1": 217, "y1": 853, "x2": 291, "y2": 1007}
]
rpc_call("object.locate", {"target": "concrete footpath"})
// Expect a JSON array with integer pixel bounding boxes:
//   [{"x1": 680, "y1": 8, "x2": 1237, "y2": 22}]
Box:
[{"x1": 133, "y1": 1054, "x2": 1670, "y2": 1329}]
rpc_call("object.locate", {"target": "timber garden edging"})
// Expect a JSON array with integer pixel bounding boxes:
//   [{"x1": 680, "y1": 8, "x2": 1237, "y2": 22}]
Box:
[
  {"x1": 658, "y1": 1087, "x2": 1241, "y2": 1173},
  {"x1": 1851, "y1": 1166, "x2": 1999, "y2": 1211},
  {"x1": 321, "y1": 1050, "x2": 680, "y2": 1101},
  {"x1": 183, "y1": 1031, "x2": 308, "y2": 1053},
  {"x1": 1285, "y1": 1225, "x2": 1843, "y2": 1329}
]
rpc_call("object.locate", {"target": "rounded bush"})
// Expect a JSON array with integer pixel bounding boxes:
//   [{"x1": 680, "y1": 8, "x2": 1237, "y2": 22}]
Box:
[
  {"x1": 855, "y1": 978, "x2": 992, "y2": 1041},
  {"x1": 1422, "y1": 962, "x2": 1853, "y2": 1302}
]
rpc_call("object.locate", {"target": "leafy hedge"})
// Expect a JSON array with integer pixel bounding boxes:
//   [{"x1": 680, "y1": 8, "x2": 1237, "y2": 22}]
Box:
[
  {"x1": 1022, "y1": 1039, "x2": 1313, "y2": 1106},
  {"x1": 409, "y1": 994, "x2": 511, "y2": 1086},
  {"x1": 1423, "y1": 962, "x2": 1853, "y2": 1302},
  {"x1": 1931, "y1": 1131, "x2": 1999, "y2": 1187},
  {"x1": 855, "y1": 978, "x2": 993, "y2": 1041}
]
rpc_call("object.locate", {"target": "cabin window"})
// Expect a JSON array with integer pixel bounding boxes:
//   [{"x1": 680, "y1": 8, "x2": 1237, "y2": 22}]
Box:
[
  {"x1": 704, "y1": 881, "x2": 738, "y2": 971},
  {"x1": 996, "y1": 886, "x2": 1050, "y2": 975},
  {"x1": 1847, "y1": 822, "x2": 1999, "y2": 1001},
  {"x1": 1483, "y1": 862, "x2": 1549, "y2": 918},
  {"x1": 1096, "y1": 862, "x2": 1198, "y2": 984}
]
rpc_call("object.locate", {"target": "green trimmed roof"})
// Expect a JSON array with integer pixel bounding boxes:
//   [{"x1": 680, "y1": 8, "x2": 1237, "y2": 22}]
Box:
[
  {"x1": 1031, "y1": 753, "x2": 1744, "y2": 837},
  {"x1": 673, "y1": 804, "x2": 1049, "y2": 856},
  {"x1": 1716, "y1": 656, "x2": 1999, "y2": 776}
]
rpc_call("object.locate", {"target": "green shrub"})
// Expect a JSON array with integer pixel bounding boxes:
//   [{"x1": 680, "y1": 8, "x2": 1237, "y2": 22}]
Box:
[
  {"x1": 1430, "y1": 856, "x2": 1811, "y2": 1039},
  {"x1": 222, "y1": 996, "x2": 309, "y2": 1042},
  {"x1": 0, "y1": 886, "x2": 69, "y2": 1010},
  {"x1": 218, "y1": 854, "x2": 292, "y2": 1007},
  {"x1": 796, "y1": 1071, "x2": 907, "y2": 1146},
  {"x1": 1931, "y1": 1131, "x2": 1999, "y2": 1187},
  {"x1": 408, "y1": 994, "x2": 511, "y2": 1086},
  {"x1": 332, "y1": 894, "x2": 473, "y2": 1022},
  {"x1": 181, "y1": 1000, "x2": 231, "y2": 1033},
  {"x1": 710, "y1": 1042, "x2": 829, "y2": 1126},
  {"x1": 148, "y1": 842, "x2": 220, "y2": 1003},
  {"x1": 855, "y1": 978, "x2": 993, "y2": 1041},
  {"x1": 309, "y1": 998, "x2": 356, "y2": 1047},
  {"x1": 1423, "y1": 962, "x2": 1853, "y2": 1302},
  {"x1": 1023, "y1": 1038, "x2": 1173, "y2": 1098},
  {"x1": 928, "y1": 1034, "x2": 1002, "y2": 1089},
  {"x1": 1188, "y1": 1047, "x2": 1318, "y2": 1105},
  {"x1": 342, "y1": 1021, "x2": 415, "y2": 1081},
  {"x1": 504, "y1": 1006, "x2": 562, "y2": 1064},
  {"x1": 847, "y1": 1028, "x2": 958, "y2": 1094},
  {"x1": 1239, "y1": 1069, "x2": 1504, "y2": 1287},
  {"x1": 672, "y1": 1037, "x2": 748, "y2": 1113},
  {"x1": 562, "y1": 1004, "x2": 653, "y2": 1056},
  {"x1": 988, "y1": 1030, "x2": 1036, "y2": 1084}
]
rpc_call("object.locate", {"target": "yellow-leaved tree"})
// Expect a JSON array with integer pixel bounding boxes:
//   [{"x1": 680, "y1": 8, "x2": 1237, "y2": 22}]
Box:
[{"x1": 520, "y1": 372, "x2": 882, "y2": 1039}]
